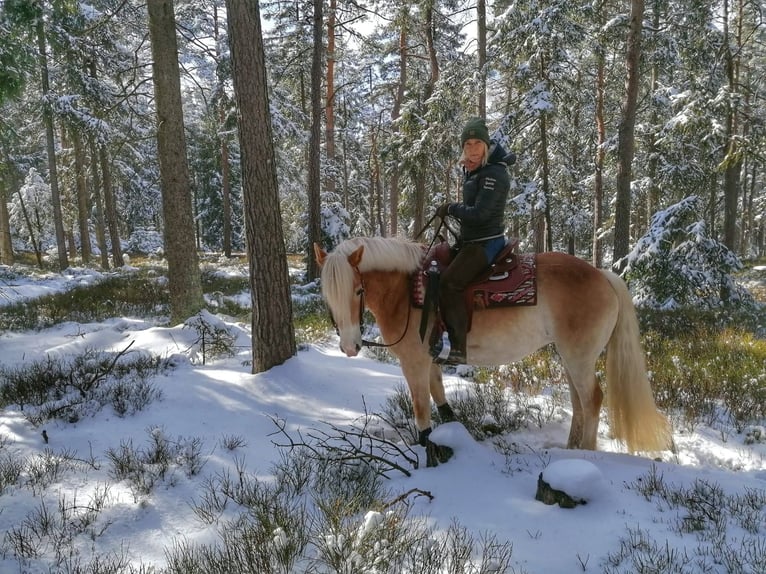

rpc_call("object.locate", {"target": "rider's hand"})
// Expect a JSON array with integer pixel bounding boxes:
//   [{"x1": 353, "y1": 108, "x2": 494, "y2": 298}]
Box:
[{"x1": 436, "y1": 203, "x2": 453, "y2": 219}]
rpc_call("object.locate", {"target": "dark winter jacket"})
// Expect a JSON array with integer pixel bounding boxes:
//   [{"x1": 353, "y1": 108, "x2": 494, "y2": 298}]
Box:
[{"x1": 448, "y1": 141, "x2": 511, "y2": 243}]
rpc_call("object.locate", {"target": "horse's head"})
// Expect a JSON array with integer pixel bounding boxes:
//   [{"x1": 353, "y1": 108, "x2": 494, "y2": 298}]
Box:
[{"x1": 314, "y1": 242, "x2": 365, "y2": 357}]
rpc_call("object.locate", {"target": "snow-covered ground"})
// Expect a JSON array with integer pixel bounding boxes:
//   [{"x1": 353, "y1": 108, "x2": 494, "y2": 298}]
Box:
[{"x1": 1, "y1": 267, "x2": 765, "y2": 573}]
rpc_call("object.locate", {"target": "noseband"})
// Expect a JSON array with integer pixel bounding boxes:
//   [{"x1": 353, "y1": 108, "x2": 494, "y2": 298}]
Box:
[{"x1": 327, "y1": 266, "x2": 411, "y2": 349}]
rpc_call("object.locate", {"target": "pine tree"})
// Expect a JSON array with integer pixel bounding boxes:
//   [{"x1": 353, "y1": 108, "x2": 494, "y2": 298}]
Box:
[
  {"x1": 226, "y1": 0, "x2": 297, "y2": 372},
  {"x1": 147, "y1": 0, "x2": 204, "y2": 324}
]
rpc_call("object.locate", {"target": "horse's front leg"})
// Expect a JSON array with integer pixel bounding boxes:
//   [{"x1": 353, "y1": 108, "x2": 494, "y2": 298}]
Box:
[{"x1": 401, "y1": 358, "x2": 453, "y2": 467}]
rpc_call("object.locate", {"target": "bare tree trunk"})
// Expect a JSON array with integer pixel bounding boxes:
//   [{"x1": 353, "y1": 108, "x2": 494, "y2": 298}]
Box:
[
  {"x1": 645, "y1": 0, "x2": 661, "y2": 227},
  {"x1": 613, "y1": 0, "x2": 644, "y2": 269},
  {"x1": 148, "y1": 0, "x2": 204, "y2": 323},
  {"x1": 410, "y1": 0, "x2": 440, "y2": 236},
  {"x1": 477, "y1": 0, "x2": 487, "y2": 117},
  {"x1": 99, "y1": 148, "x2": 123, "y2": 267},
  {"x1": 225, "y1": 0, "x2": 297, "y2": 372},
  {"x1": 722, "y1": 0, "x2": 741, "y2": 252},
  {"x1": 540, "y1": 112, "x2": 552, "y2": 252},
  {"x1": 213, "y1": 3, "x2": 232, "y2": 257},
  {"x1": 306, "y1": 0, "x2": 323, "y2": 281},
  {"x1": 370, "y1": 114, "x2": 385, "y2": 235},
  {"x1": 325, "y1": 0, "x2": 337, "y2": 196},
  {"x1": 592, "y1": 48, "x2": 606, "y2": 268},
  {"x1": 388, "y1": 24, "x2": 408, "y2": 237},
  {"x1": 36, "y1": 8, "x2": 68, "y2": 270},
  {"x1": 88, "y1": 136, "x2": 109, "y2": 269},
  {"x1": 0, "y1": 170, "x2": 16, "y2": 265},
  {"x1": 538, "y1": 52, "x2": 552, "y2": 253},
  {"x1": 72, "y1": 130, "x2": 91, "y2": 263}
]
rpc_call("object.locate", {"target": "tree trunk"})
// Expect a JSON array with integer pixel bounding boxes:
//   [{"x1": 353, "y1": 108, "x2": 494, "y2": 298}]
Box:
[
  {"x1": 36, "y1": 8, "x2": 68, "y2": 271},
  {"x1": 214, "y1": 4, "x2": 233, "y2": 257},
  {"x1": 540, "y1": 111, "x2": 552, "y2": 252},
  {"x1": 72, "y1": 130, "x2": 91, "y2": 264},
  {"x1": 324, "y1": 0, "x2": 337, "y2": 196},
  {"x1": 370, "y1": 115, "x2": 385, "y2": 235},
  {"x1": 147, "y1": 0, "x2": 204, "y2": 324},
  {"x1": 592, "y1": 48, "x2": 606, "y2": 268},
  {"x1": 89, "y1": 135, "x2": 110, "y2": 269},
  {"x1": 388, "y1": 24, "x2": 408, "y2": 237},
  {"x1": 225, "y1": 0, "x2": 297, "y2": 372},
  {"x1": 613, "y1": 0, "x2": 644, "y2": 269},
  {"x1": 645, "y1": 0, "x2": 661, "y2": 227},
  {"x1": 722, "y1": 0, "x2": 741, "y2": 252},
  {"x1": 99, "y1": 147, "x2": 123, "y2": 267},
  {"x1": 306, "y1": 0, "x2": 323, "y2": 281},
  {"x1": 411, "y1": 0, "x2": 440, "y2": 236},
  {"x1": 0, "y1": 169, "x2": 17, "y2": 265},
  {"x1": 477, "y1": 0, "x2": 487, "y2": 117},
  {"x1": 538, "y1": 52, "x2": 552, "y2": 253}
]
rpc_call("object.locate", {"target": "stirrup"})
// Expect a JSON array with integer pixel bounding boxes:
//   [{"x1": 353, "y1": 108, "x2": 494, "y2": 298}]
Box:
[
  {"x1": 430, "y1": 332, "x2": 452, "y2": 362},
  {"x1": 433, "y1": 349, "x2": 466, "y2": 365}
]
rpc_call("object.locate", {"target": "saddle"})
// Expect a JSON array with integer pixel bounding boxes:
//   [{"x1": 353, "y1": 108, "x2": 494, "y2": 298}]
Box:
[{"x1": 413, "y1": 239, "x2": 537, "y2": 334}]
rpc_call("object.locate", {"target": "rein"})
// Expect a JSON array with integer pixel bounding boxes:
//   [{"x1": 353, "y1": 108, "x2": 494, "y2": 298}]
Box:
[{"x1": 358, "y1": 269, "x2": 412, "y2": 348}]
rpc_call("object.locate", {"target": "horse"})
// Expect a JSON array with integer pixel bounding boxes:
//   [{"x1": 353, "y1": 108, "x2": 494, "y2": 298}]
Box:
[{"x1": 314, "y1": 236, "x2": 672, "y2": 467}]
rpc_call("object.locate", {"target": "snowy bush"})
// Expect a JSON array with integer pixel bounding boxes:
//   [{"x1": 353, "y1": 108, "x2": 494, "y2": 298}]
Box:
[
  {"x1": 620, "y1": 195, "x2": 754, "y2": 310},
  {"x1": 127, "y1": 226, "x2": 164, "y2": 255},
  {"x1": 320, "y1": 201, "x2": 351, "y2": 251},
  {"x1": 8, "y1": 168, "x2": 56, "y2": 254},
  {"x1": 183, "y1": 310, "x2": 237, "y2": 364}
]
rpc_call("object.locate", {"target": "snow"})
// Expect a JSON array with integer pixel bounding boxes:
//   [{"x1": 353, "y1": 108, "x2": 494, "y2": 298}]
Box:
[
  {"x1": 1, "y1": 268, "x2": 765, "y2": 573},
  {"x1": 541, "y1": 458, "x2": 606, "y2": 502}
]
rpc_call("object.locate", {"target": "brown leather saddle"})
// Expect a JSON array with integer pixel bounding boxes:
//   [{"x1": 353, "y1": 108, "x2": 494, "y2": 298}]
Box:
[{"x1": 413, "y1": 239, "x2": 537, "y2": 332}]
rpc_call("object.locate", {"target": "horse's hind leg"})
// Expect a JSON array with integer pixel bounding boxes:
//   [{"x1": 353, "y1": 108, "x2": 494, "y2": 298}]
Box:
[
  {"x1": 566, "y1": 380, "x2": 585, "y2": 449},
  {"x1": 563, "y1": 360, "x2": 603, "y2": 450}
]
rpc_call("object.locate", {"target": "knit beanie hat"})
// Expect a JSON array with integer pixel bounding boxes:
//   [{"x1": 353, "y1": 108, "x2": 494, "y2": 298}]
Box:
[{"x1": 460, "y1": 117, "x2": 491, "y2": 147}]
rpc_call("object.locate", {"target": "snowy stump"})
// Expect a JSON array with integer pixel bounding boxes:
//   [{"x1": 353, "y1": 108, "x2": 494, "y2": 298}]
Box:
[
  {"x1": 535, "y1": 474, "x2": 585, "y2": 508},
  {"x1": 535, "y1": 459, "x2": 605, "y2": 508}
]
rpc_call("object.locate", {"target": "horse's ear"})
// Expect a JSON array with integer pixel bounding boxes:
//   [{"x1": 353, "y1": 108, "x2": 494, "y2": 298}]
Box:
[
  {"x1": 347, "y1": 245, "x2": 364, "y2": 269},
  {"x1": 313, "y1": 242, "x2": 327, "y2": 267}
]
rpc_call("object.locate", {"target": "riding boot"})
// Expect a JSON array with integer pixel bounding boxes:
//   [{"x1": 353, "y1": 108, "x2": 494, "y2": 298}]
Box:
[
  {"x1": 433, "y1": 243, "x2": 487, "y2": 365},
  {"x1": 445, "y1": 313, "x2": 467, "y2": 364}
]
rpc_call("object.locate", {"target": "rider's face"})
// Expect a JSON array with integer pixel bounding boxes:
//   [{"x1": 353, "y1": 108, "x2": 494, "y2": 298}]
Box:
[{"x1": 463, "y1": 138, "x2": 486, "y2": 164}]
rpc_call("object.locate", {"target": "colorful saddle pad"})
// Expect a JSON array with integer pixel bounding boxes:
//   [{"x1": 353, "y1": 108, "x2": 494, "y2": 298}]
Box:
[{"x1": 413, "y1": 240, "x2": 538, "y2": 312}]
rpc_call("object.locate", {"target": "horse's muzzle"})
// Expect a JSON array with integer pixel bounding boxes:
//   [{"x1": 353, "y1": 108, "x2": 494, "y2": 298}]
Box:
[{"x1": 342, "y1": 343, "x2": 361, "y2": 357}]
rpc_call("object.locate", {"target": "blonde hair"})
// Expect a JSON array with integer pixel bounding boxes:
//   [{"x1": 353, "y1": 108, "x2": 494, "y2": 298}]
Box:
[{"x1": 459, "y1": 141, "x2": 489, "y2": 168}]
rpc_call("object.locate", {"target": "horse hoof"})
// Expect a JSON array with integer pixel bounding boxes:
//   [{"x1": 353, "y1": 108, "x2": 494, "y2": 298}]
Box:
[{"x1": 426, "y1": 440, "x2": 454, "y2": 467}]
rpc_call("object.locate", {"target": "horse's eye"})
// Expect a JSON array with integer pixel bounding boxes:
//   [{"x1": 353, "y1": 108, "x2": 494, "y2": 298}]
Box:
[{"x1": 355, "y1": 288, "x2": 364, "y2": 296}]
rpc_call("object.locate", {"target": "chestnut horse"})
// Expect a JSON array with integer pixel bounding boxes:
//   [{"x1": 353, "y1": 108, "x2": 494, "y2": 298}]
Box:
[{"x1": 314, "y1": 236, "x2": 671, "y2": 466}]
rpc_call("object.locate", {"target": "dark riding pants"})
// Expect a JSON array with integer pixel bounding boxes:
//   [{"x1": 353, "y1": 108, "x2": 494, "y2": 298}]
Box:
[{"x1": 438, "y1": 242, "x2": 490, "y2": 354}]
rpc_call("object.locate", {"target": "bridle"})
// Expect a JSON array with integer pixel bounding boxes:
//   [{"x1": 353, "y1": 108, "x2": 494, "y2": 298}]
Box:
[
  {"x1": 327, "y1": 264, "x2": 412, "y2": 349},
  {"x1": 325, "y1": 216, "x2": 445, "y2": 350}
]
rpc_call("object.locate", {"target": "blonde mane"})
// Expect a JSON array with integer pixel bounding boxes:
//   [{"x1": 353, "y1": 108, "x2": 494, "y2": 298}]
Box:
[{"x1": 320, "y1": 237, "x2": 425, "y2": 324}]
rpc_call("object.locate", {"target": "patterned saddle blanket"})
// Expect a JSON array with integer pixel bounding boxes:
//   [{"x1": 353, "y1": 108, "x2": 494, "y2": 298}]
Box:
[{"x1": 412, "y1": 239, "x2": 538, "y2": 315}]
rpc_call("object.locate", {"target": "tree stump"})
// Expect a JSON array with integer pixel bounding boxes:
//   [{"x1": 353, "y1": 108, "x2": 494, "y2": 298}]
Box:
[{"x1": 535, "y1": 473, "x2": 586, "y2": 508}]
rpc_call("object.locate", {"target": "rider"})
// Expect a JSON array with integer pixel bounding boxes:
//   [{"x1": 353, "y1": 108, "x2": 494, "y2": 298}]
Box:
[{"x1": 432, "y1": 117, "x2": 512, "y2": 364}]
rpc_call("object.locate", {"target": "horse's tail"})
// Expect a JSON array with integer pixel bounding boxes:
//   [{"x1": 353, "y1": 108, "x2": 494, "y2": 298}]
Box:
[{"x1": 601, "y1": 270, "x2": 673, "y2": 453}]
